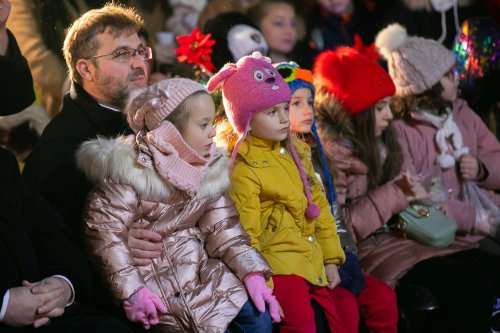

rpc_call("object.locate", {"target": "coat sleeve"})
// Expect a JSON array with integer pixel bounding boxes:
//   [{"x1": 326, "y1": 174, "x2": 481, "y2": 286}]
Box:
[
  {"x1": 6, "y1": 0, "x2": 67, "y2": 115},
  {"x1": 391, "y1": 122, "x2": 418, "y2": 175},
  {"x1": 229, "y1": 164, "x2": 265, "y2": 252},
  {"x1": 0, "y1": 30, "x2": 35, "y2": 114},
  {"x1": 323, "y1": 138, "x2": 408, "y2": 243},
  {"x1": 0, "y1": 147, "x2": 92, "y2": 304},
  {"x1": 345, "y1": 183, "x2": 409, "y2": 242},
  {"x1": 198, "y1": 192, "x2": 272, "y2": 281},
  {"x1": 466, "y1": 105, "x2": 500, "y2": 190},
  {"x1": 83, "y1": 181, "x2": 146, "y2": 301}
]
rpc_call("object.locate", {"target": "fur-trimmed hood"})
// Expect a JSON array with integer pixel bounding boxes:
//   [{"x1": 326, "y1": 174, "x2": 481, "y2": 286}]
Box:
[
  {"x1": 314, "y1": 93, "x2": 354, "y2": 143},
  {"x1": 402, "y1": 0, "x2": 472, "y2": 11},
  {"x1": 76, "y1": 135, "x2": 231, "y2": 200}
]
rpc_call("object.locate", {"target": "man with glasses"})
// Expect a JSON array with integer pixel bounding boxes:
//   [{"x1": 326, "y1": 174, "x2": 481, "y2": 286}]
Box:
[
  {"x1": 22, "y1": 6, "x2": 154, "y2": 321},
  {"x1": 23, "y1": 3, "x2": 149, "y2": 247},
  {"x1": 0, "y1": 2, "x2": 134, "y2": 332}
]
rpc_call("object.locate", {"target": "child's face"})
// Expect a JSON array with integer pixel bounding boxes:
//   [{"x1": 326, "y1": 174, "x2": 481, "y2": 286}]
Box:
[
  {"x1": 373, "y1": 96, "x2": 393, "y2": 138},
  {"x1": 440, "y1": 72, "x2": 458, "y2": 103},
  {"x1": 249, "y1": 102, "x2": 290, "y2": 141},
  {"x1": 258, "y1": 3, "x2": 297, "y2": 55},
  {"x1": 316, "y1": 0, "x2": 352, "y2": 15},
  {"x1": 289, "y1": 88, "x2": 314, "y2": 134},
  {"x1": 181, "y1": 93, "x2": 216, "y2": 158}
]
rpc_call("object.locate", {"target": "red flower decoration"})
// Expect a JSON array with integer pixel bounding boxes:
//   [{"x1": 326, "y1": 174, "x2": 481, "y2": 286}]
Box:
[
  {"x1": 176, "y1": 27, "x2": 216, "y2": 74},
  {"x1": 352, "y1": 34, "x2": 380, "y2": 62}
]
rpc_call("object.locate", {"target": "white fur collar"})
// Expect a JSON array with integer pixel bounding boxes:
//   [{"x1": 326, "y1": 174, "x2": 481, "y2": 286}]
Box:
[
  {"x1": 403, "y1": 0, "x2": 472, "y2": 11},
  {"x1": 76, "y1": 135, "x2": 231, "y2": 200}
]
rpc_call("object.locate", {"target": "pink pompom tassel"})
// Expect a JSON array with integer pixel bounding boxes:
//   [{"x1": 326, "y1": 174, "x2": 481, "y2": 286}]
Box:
[{"x1": 305, "y1": 203, "x2": 320, "y2": 219}]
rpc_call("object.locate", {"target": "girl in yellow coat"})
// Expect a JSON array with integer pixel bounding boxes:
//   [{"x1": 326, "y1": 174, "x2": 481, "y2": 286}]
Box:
[{"x1": 208, "y1": 52, "x2": 346, "y2": 333}]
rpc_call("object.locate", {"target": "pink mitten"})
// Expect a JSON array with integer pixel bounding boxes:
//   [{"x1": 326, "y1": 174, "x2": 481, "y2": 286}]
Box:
[
  {"x1": 244, "y1": 273, "x2": 281, "y2": 323},
  {"x1": 123, "y1": 287, "x2": 168, "y2": 329}
]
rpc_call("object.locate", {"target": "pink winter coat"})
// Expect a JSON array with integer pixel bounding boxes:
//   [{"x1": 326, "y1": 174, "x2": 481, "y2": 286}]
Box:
[
  {"x1": 319, "y1": 135, "x2": 477, "y2": 288},
  {"x1": 392, "y1": 98, "x2": 500, "y2": 234}
]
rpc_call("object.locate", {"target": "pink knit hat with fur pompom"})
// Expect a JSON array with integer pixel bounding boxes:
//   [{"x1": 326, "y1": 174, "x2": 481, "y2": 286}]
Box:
[{"x1": 207, "y1": 52, "x2": 320, "y2": 219}]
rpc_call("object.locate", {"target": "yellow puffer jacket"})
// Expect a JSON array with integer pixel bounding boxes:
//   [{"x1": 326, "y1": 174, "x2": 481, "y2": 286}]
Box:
[{"x1": 230, "y1": 135, "x2": 345, "y2": 287}]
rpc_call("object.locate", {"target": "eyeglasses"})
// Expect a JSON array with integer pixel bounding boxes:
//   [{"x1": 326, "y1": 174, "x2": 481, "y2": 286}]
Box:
[{"x1": 89, "y1": 47, "x2": 152, "y2": 62}]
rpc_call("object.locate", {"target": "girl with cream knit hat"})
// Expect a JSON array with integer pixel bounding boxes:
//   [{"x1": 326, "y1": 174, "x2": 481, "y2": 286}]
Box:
[{"x1": 377, "y1": 23, "x2": 500, "y2": 332}]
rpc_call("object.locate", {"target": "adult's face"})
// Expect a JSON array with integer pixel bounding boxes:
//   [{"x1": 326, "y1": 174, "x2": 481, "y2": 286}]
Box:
[{"x1": 79, "y1": 30, "x2": 148, "y2": 109}]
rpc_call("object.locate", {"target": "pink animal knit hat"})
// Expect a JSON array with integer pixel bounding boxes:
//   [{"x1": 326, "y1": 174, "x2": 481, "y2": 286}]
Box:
[{"x1": 207, "y1": 52, "x2": 320, "y2": 219}]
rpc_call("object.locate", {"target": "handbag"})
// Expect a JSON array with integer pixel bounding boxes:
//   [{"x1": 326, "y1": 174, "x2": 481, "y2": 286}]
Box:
[{"x1": 396, "y1": 205, "x2": 457, "y2": 247}]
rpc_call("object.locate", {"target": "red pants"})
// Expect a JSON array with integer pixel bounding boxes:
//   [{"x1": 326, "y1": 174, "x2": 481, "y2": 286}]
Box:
[
  {"x1": 272, "y1": 275, "x2": 345, "y2": 333},
  {"x1": 329, "y1": 275, "x2": 398, "y2": 333}
]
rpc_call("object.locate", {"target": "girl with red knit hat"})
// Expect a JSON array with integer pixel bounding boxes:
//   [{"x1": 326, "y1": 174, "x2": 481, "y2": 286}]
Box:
[
  {"x1": 314, "y1": 43, "x2": 500, "y2": 331},
  {"x1": 209, "y1": 52, "x2": 346, "y2": 333},
  {"x1": 276, "y1": 61, "x2": 399, "y2": 333}
]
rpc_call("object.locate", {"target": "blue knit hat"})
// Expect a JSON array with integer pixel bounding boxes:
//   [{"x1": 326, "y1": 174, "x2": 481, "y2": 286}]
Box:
[
  {"x1": 276, "y1": 62, "x2": 337, "y2": 214},
  {"x1": 275, "y1": 61, "x2": 315, "y2": 95}
]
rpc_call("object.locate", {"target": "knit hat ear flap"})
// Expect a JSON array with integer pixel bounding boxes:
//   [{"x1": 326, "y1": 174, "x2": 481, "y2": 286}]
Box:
[
  {"x1": 207, "y1": 63, "x2": 237, "y2": 91},
  {"x1": 288, "y1": 141, "x2": 320, "y2": 219},
  {"x1": 311, "y1": 122, "x2": 337, "y2": 214}
]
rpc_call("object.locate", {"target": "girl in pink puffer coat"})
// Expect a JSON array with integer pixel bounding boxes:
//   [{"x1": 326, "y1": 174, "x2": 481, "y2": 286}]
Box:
[{"x1": 77, "y1": 78, "x2": 279, "y2": 333}]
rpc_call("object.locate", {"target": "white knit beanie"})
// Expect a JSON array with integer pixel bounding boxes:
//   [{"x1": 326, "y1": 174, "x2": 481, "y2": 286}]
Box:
[{"x1": 375, "y1": 23, "x2": 456, "y2": 96}]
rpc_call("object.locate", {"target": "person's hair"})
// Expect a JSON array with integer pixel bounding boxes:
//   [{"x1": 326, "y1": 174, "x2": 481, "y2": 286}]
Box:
[
  {"x1": 352, "y1": 107, "x2": 403, "y2": 189},
  {"x1": 315, "y1": 85, "x2": 402, "y2": 190},
  {"x1": 247, "y1": 0, "x2": 295, "y2": 28},
  {"x1": 215, "y1": 117, "x2": 239, "y2": 153},
  {"x1": 166, "y1": 90, "x2": 208, "y2": 134},
  {"x1": 391, "y1": 82, "x2": 451, "y2": 118},
  {"x1": 63, "y1": 3, "x2": 144, "y2": 85},
  {"x1": 214, "y1": 113, "x2": 292, "y2": 154}
]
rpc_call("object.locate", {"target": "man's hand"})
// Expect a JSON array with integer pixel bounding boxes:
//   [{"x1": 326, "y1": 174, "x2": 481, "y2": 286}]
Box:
[
  {"x1": 325, "y1": 264, "x2": 341, "y2": 289},
  {"x1": 459, "y1": 154, "x2": 480, "y2": 180},
  {"x1": 23, "y1": 277, "x2": 72, "y2": 327},
  {"x1": 2, "y1": 284, "x2": 52, "y2": 327},
  {"x1": 128, "y1": 221, "x2": 162, "y2": 266}
]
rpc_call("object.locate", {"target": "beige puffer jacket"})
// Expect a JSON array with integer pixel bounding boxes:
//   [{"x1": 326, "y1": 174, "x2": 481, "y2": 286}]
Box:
[{"x1": 77, "y1": 136, "x2": 272, "y2": 333}]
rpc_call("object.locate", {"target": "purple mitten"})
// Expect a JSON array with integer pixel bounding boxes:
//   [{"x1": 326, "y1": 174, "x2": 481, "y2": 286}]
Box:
[
  {"x1": 338, "y1": 252, "x2": 365, "y2": 296},
  {"x1": 123, "y1": 287, "x2": 168, "y2": 329},
  {"x1": 244, "y1": 273, "x2": 281, "y2": 323}
]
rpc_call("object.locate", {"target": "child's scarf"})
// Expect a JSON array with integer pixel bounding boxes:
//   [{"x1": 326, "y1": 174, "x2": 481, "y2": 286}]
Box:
[
  {"x1": 136, "y1": 121, "x2": 215, "y2": 195},
  {"x1": 412, "y1": 108, "x2": 469, "y2": 168}
]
